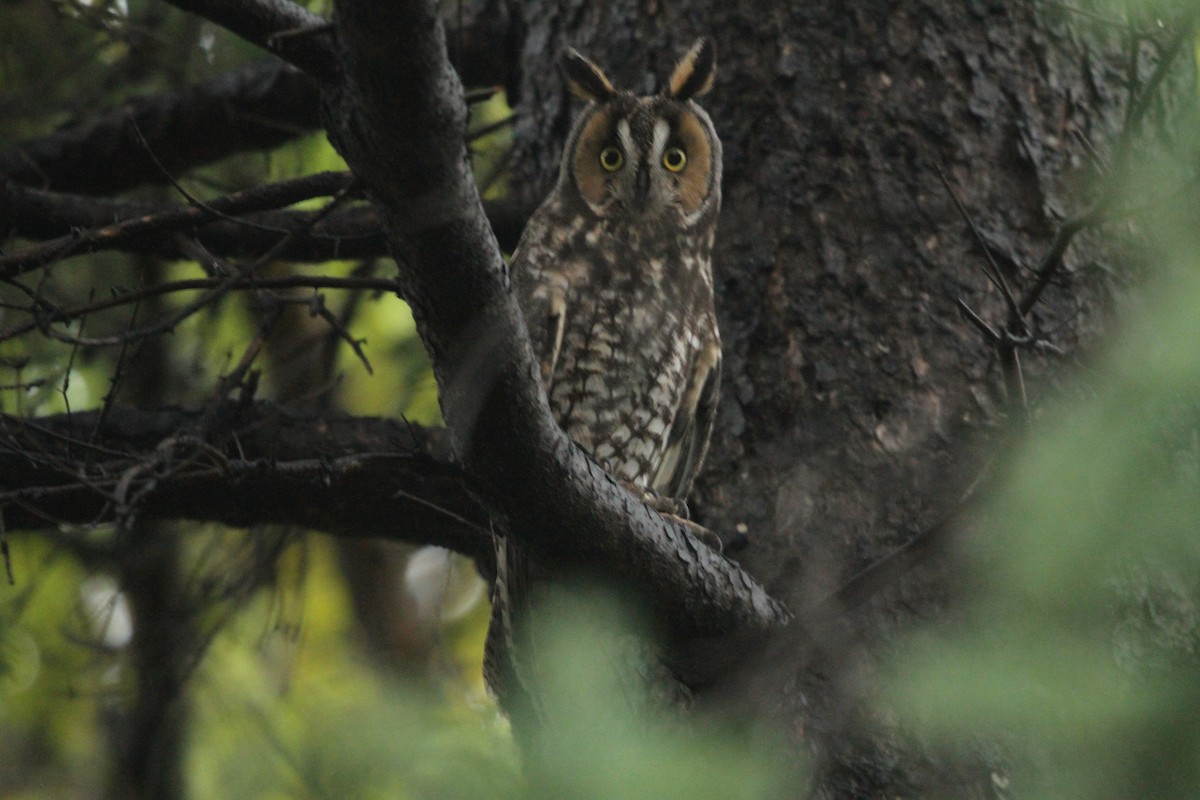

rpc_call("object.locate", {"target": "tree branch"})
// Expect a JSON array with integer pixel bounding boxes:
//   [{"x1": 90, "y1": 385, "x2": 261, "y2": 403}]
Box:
[
  {"x1": 1, "y1": 61, "x2": 321, "y2": 195},
  {"x1": 161, "y1": 0, "x2": 338, "y2": 80},
  {"x1": 0, "y1": 274, "x2": 405, "y2": 346},
  {"x1": 1, "y1": 172, "x2": 358, "y2": 277},
  {"x1": 321, "y1": 0, "x2": 789, "y2": 636},
  {"x1": 155, "y1": 0, "x2": 521, "y2": 88},
  {"x1": 5, "y1": 183, "x2": 529, "y2": 264},
  {"x1": 0, "y1": 8, "x2": 518, "y2": 202},
  {"x1": 0, "y1": 404, "x2": 493, "y2": 567}
]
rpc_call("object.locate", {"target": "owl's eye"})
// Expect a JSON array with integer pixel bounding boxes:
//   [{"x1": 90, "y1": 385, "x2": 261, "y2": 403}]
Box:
[
  {"x1": 662, "y1": 146, "x2": 687, "y2": 172},
  {"x1": 599, "y1": 146, "x2": 624, "y2": 172}
]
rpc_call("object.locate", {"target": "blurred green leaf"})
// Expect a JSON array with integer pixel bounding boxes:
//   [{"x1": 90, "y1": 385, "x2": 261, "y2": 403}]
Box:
[
  {"x1": 885, "y1": 92, "x2": 1200, "y2": 800},
  {"x1": 522, "y1": 588, "x2": 799, "y2": 800}
]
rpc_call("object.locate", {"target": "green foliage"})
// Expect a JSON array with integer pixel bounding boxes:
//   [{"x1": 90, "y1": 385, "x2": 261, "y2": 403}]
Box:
[
  {"x1": 520, "y1": 590, "x2": 799, "y2": 800},
  {"x1": 0, "y1": 540, "x2": 118, "y2": 795},
  {"x1": 185, "y1": 537, "x2": 517, "y2": 800},
  {"x1": 1, "y1": 545, "x2": 793, "y2": 798},
  {"x1": 884, "y1": 96, "x2": 1200, "y2": 798}
]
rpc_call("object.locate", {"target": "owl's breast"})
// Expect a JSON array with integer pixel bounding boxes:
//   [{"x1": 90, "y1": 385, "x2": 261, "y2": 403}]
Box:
[{"x1": 544, "y1": 245, "x2": 714, "y2": 488}]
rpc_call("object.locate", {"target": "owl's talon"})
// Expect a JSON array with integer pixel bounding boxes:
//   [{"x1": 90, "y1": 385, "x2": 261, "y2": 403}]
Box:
[
  {"x1": 619, "y1": 481, "x2": 720, "y2": 552},
  {"x1": 620, "y1": 481, "x2": 688, "y2": 518},
  {"x1": 668, "y1": 515, "x2": 723, "y2": 553}
]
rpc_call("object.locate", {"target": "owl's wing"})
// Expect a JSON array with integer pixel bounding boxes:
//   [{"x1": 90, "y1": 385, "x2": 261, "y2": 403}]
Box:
[
  {"x1": 483, "y1": 534, "x2": 545, "y2": 730},
  {"x1": 540, "y1": 291, "x2": 567, "y2": 386},
  {"x1": 653, "y1": 341, "x2": 722, "y2": 501},
  {"x1": 511, "y1": 247, "x2": 567, "y2": 388}
]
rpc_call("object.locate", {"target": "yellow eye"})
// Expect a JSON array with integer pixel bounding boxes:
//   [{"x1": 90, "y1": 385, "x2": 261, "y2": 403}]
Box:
[
  {"x1": 662, "y1": 146, "x2": 687, "y2": 172},
  {"x1": 599, "y1": 146, "x2": 624, "y2": 172}
]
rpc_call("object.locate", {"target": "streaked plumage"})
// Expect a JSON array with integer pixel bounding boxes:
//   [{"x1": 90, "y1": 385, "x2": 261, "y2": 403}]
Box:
[{"x1": 485, "y1": 38, "x2": 723, "y2": 728}]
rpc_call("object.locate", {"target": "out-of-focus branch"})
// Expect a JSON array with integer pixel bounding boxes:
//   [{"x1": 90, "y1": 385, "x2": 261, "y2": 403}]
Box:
[
  {"x1": 1, "y1": 172, "x2": 357, "y2": 277},
  {"x1": 0, "y1": 404, "x2": 493, "y2": 568},
  {"x1": 0, "y1": 5, "x2": 517, "y2": 198},
  {"x1": 0, "y1": 274, "x2": 404, "y2": 346},
  {"x1": 161, "y1": 0, "x2": 338, "y2": 79},
  {"x1": 5, "y1": 183, "x2": 530, "y2": 264},
  {"x1": 1, "y1": 61, "x2": 321, "y2": 194}
]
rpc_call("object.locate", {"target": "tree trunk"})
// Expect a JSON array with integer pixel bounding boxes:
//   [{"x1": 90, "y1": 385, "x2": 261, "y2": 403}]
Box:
[
  {"x1": 105, "y1": 261, "x2": 191, "y2": 800},
  {"x1": 505, "y1": 1, "x2": 1112, "y2": 792},
  {"x1": 0, "y1": 0, "x2": 1141, "y2": 793}
]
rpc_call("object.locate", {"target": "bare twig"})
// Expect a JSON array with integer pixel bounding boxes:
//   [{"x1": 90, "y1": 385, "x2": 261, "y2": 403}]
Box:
[
  {"x1": 830, "y1": 465, "x2": 990, "y2": 611},
  {"x1": 0, "y1": 510, "x2": 12, "y2": 585},
  {"x1": 936, "y1": 165, "x2": 1025, "y2": 330},
  {"x1": 9, "y1": 184, "x2": 530, "y2": 263},
  {"x1": 464, "y1": 86, "x2": 503, "y2": 104},
  {"x1": 1017, "y1": 213, "x2": 1097, "y2": 316},
  {"x1": 466, "y1": 113, "x2": 515, "y2": 143},
  {"x1": 306, "y1": 292, "x2": 374, "y2": 375},
  {"x1": 0, "y1": 275, "x2": 400, "y2": 346},
  {"x1": 0, "y1": 172, "x2": 359, "y2": 277},
  {"x1": 955, "y1": 298, "x2": 1001, "y2": 342},
  {"x1": 939, "y1": 165, "x2": 1030, "y2": 418},
  {"x1": 945, "y1": 10, "x2": 1195, "y2": 422},
  {"x1": 95, "y1": 299, "x2": 142, "y2": 435}
]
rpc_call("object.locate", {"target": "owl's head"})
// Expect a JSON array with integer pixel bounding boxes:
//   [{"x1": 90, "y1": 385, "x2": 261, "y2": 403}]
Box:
[{"x1": 557, "y1": 38, "x2": 722, "y2": 227}]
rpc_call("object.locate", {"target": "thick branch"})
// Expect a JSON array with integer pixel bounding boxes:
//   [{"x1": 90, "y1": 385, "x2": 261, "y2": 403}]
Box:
[
  {"x1": 322, "y1": 0, "x2": 789, "y2": 636},
  {"x1": 161, "y1": 0, "x2": 338, "y2": 80},
  {"x1": 0, "y1": 404, "x2": 492, "y2": 566},
  {"x1": 1, "y1": 61, "x2": 321, "y2": 195}
]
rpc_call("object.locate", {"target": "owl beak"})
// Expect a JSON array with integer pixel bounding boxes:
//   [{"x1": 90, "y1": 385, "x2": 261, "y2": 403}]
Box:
[{"x1": 635, "y1": 164, "x2": 651, "y2": 204}]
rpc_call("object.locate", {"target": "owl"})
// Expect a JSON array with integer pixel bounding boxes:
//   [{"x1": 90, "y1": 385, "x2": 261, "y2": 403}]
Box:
[{"x1": 485, "y1": 38, "x2": 723, "y2": 727}]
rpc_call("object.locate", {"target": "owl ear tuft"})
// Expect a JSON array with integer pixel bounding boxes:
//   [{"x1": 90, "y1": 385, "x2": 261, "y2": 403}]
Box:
[
  {"x1": 562, "y1": 48, "x2": 616, "y2": 101},
  {"x1": 667, "y1": 38, "x2": 716, "y2": 99}
]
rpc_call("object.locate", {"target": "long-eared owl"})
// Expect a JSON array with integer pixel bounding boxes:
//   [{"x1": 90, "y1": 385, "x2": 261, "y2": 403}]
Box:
[{"x1": 485, "y1": 39, "x2": 724, "y2": 719}]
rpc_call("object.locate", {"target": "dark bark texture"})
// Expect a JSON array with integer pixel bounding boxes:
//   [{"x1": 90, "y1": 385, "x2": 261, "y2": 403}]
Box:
[{"x1": 501, "y1": 1, "x2": 1114, "y2": 794}]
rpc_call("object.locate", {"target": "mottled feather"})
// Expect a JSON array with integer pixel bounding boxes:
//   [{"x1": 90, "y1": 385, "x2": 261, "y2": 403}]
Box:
[{"x1": 486, "y1": 39, "x2": 724, "y2": 728}]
